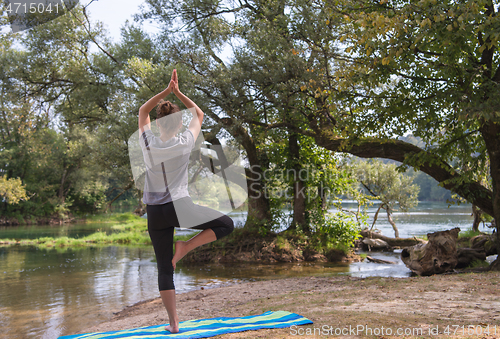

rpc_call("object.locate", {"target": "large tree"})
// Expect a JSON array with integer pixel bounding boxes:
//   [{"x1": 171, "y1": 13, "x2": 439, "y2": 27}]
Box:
[
  {"x1": 314, "y1": 0, "x2": 500, "y2": 264},
  {"x1": 135, "y1": 0, "x2": 498, "y2": 233}
]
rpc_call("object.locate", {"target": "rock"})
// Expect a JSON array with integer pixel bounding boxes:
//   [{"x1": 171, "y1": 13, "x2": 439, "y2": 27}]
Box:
[{"x1": 401, "y1": 228, "x2": 460, "y2": 276}]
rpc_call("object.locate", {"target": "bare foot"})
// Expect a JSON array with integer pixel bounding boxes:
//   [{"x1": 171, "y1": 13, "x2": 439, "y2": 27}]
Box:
[
  {"x1": 172, "y1": 241, "x2": 187, "y2": 270},
  {"x1": 165, "y1": 324, "x2": 179, "y2": 333}
]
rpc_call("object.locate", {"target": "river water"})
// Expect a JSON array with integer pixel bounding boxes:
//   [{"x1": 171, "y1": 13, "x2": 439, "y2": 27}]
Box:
[{"x1": 0, "y1": 202, "x2": 494, "y2": 338}]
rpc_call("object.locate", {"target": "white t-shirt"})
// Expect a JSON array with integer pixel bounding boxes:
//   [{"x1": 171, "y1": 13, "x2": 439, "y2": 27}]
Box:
[{"x1": 139, "y1": 128, "x2": 195, "y2": 205}]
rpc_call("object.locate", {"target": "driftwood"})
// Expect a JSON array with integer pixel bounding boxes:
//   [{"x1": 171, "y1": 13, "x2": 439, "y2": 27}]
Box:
[
  {"x1": 401, "y1": 228, "x2": 460, "y2": 276},
  {"x1": 362, "y1": 238, "x2": 391, "y2": 250},
  {"x1": 366, "y1": 256, "x2": 397, "y2": 264},
  {"x1": 456, "y1": 248, "x2": 487, "y2": 268},
  {"x1": 471, "y1": 234, "x2": 498, "y2": 256},
  {"x1": 360, "y1": 230, "x2": 426, "y2": 249}
]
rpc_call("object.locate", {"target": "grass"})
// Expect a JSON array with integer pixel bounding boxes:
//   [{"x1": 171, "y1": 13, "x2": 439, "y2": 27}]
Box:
[
  {"x1": 458, "y1": 228, "x2": 484, "y2": 239},
  {"x1": 84, "y1": 212, "x2": 140, "y2": 223},
  {"x1": 457, "y1": 227, "x2": 490, "y2": 248},
  {"x1": 469, "y1": 259, "x2": 490, "y2": 268},
  {"x1": 0, "y1": 212, "x2": 200, "y2": 251}
]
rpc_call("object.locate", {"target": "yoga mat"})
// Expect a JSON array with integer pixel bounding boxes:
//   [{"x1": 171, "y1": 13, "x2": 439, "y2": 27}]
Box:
[{"x1": 59, "y1": 310, "x2": 313, "y2": 338}]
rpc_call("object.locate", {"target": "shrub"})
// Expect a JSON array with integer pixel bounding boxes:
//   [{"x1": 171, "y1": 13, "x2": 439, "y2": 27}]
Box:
[{"x1": 313, "y1": 211, "x2": 362, "y2": 253}]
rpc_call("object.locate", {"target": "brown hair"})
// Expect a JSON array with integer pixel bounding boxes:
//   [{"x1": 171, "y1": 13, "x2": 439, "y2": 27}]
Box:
[{"x1": 156, "y1": 99, "x2": 181, "y2": 134}]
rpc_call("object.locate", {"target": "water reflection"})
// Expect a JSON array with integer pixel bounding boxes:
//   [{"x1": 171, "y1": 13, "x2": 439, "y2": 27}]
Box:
[
  {"x1": 0, "y1": 222, "x2": 121, "y2": 240},
  {"x1": 0, "y1": 246, "x2": 158, "y2": 339},
  {"x1": 0, "y1": 246, "x2": 351, "y2": 339}
]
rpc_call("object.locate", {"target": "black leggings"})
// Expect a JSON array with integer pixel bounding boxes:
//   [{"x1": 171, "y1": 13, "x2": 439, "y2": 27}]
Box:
[{"x1": 146, "y1": 196, "x2": 234, "y2": 291}]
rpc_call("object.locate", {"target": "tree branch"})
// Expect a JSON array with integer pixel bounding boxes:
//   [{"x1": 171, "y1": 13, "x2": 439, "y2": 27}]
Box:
[{"x1": 313, "y1": 130, "x2": 494, "y2": 216}]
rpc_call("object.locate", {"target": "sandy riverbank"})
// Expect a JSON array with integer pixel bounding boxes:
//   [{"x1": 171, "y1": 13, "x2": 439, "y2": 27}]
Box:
[{"x1": 78, "y1": 272, "x2": 500, "y2": 338}]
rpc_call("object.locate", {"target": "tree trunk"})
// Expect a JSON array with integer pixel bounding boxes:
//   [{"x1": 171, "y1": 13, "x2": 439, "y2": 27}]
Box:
[
  {"x1": 370, "y1": 204, "x2": 383, "y2": 230},
  {"x1": 386, "y1": 208, "x2": 399, "y2": 238},
  {"x1": 288, "y1": 131, "x2": 307, "y2": 232},
  {"x1": 245, "y1": 165, "x2": 271, "y2": 230},
  {"x1": 292, "y1": 180, "x2": 306, "y2": 229},
  {"x1": 218, "y1": 118, "x2": 272, "y2": 230},
  {"x1": 58, "y1": 168, "x2": 68, "y2": 204},
  {"x1": 479, "y1": 122, "x2": 500, "y2": 270},
  {"x1": 472, "y1": 204, "x2": 481, "y2": 232}
]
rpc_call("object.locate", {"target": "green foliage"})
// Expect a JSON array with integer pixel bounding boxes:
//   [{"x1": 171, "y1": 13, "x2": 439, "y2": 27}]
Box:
[
  {"x1": 3, "y1": 0, "x2": 497, "y2": 242},
  {"x1": 262, "y1": 133, "x2": 367, "y2": 232},
  {"x1": 352, "y1": 159, "x2": 420, "y2": 212},
  {"x1": 412, "y1": 170, "x2": 452, "y2": 202},
  {"x1": 306, "y1": 210, "x2": 362, "y2": 253},
  {"x1": 315, "y1": 212, "x2": 362, "y2": 252},
  {"x1": 112, "y1": 212, "x2": 142, "y2": 223},
  {"x1": 0, "y1": 176, "x2": 29, "y2": 204},
  {"x1": 54, "y1": 198, "x2": 73, "y2": 220}
]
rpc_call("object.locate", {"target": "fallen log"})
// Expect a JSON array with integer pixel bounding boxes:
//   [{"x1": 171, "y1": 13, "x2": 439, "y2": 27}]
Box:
[
  {"x1": 471, "y1": 234, "x2": 498, "y2": 256},
  {"x1": 366, "y1": 256, "x2": 397, "y2": 264},
  {"x1": 360, "y1": 230, "x2": 426, "y2": 248},
  {"x1": 401, "y1": 228, "x2": 460, "y2": 276},
  {"x1": 362, "y1": 238, "x2": 391, "y2": 251},
  {"x1": 456, "y1": 248, "x2": 487, "y2": 268}
]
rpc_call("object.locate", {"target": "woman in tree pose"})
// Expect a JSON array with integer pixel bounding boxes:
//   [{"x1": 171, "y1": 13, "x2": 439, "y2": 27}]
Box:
[{"x1": 138, "y1": 69, "x2": 234, "y2": 333}]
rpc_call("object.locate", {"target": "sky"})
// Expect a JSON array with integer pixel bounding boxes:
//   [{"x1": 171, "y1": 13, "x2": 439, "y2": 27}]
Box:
[
  {"x1": 82, "y1": 0, "x2": 232, "y2": 59},
  {"x1": 2, "y1": 0, "x2": 234, "y2": 60},
  {"x1": 1, "y1": 0, "x2": 158, "y2": 48},
  {"x1": 82, "y1": 0, "x2": 159, "y2": 43}
]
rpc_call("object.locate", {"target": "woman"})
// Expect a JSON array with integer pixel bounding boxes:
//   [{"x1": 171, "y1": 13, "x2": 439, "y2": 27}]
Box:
[{"x1": 138, "y1": 69, "x2": 234, "y2": 333}]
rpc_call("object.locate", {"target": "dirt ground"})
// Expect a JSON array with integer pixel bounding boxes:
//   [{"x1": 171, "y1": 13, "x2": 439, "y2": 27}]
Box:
[{"x1": 78, "y1": 271, "x2": 500, "y2": 338}]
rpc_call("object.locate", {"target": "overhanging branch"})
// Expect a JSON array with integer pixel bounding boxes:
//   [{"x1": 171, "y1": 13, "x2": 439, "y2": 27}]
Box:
[{"x1": 313, "y1": 130, "x2": 494, "y2": 216}]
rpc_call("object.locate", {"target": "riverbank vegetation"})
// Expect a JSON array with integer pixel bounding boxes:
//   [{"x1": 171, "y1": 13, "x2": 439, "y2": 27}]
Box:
[
  {"x1": 1, "y1": 0, "x2": 499, "y2": 269},
  {"x1": 181, "y1": 210, "x2": 363, "y2": 264},
  {"x1": 0, "y1": 213, "x2": 150, "y2": 248},
  {"x1": 0, "y1": 211, "x2": 363, "y2": 262}
]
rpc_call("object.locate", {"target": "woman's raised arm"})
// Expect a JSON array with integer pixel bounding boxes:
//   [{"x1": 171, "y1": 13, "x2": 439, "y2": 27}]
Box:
[
  {"x1": 138, "y1": 74, "x2": 175, "y2": 134},
  {"x1": 171, "y1": 69, "x2": 204, "y2": 140}
]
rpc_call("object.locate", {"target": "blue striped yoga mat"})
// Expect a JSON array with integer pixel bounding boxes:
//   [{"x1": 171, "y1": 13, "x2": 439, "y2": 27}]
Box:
[{"x1": 59, "y1": 310, "x2": 313, "y2": 339}]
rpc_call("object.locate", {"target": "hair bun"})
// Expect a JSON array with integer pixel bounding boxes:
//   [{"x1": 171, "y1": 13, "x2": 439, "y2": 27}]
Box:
[{"x1": 157, "y1": 100, "x2": 173, "y2": 117}]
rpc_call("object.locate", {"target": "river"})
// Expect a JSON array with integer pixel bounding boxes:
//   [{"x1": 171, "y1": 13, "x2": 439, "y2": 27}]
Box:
[{"x1": 0, "y1": 202, "x2": 494, "y2": 338}]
